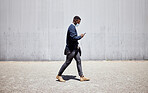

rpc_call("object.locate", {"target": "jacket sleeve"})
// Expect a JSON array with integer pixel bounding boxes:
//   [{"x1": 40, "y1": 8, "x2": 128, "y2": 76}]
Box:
[{"x1": 69, "y1": 26, "x2": 82, "y2": 40}]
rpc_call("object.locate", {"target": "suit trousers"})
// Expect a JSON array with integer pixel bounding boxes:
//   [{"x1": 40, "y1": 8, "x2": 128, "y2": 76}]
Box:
[{"x1": 58, "y1": 49, "x2": 83, "y2": 77}]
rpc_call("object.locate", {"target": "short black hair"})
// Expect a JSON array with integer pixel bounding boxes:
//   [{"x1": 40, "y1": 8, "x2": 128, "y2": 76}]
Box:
[{"x1": 73, "y1": 16, "x2": 81, "y2": 21}]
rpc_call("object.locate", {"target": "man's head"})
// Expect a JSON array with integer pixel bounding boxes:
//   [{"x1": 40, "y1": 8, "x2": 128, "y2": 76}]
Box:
[{"x1": 73, "y1": 16, "x2": 81, "y2": 26}]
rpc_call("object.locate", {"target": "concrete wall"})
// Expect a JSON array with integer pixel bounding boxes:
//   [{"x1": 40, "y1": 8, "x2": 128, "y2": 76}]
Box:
[{"x1": 0, "y1": 0, "x2": 148, "y2": 61}]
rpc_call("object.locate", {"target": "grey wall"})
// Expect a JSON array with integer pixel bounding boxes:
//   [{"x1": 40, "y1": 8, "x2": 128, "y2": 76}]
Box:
[{"x1": 0, "y1": 0, "x2": 148, "y2": 61}]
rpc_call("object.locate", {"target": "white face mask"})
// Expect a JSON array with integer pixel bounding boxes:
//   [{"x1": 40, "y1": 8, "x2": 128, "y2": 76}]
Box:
[{"x1": 75, "y1": 23, "x2": 79, "y2": 27}]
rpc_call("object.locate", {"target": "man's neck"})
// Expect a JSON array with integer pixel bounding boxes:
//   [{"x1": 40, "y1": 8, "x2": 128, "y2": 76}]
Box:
[{"x1": 72, "y1": 22, "x2": 76, "y2": 26}]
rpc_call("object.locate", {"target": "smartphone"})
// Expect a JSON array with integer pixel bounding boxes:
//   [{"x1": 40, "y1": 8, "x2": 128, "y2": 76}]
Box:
[{"x1": 84, "y1": 33, "x2": 86, "y2": 35}]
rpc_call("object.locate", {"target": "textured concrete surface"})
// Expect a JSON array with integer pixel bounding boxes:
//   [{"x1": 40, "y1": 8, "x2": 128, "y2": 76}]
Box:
[
  {"x1": 0, "y1": 61, "x2": 148, "y2": 93},
  {"x1": 0, "y1": 0, "x2": 148, "y2": 61}
]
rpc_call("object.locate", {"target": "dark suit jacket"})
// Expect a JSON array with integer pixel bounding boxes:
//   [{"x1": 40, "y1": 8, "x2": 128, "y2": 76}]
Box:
[{"x1": 64, "y1": 24, "x2": 82, "y2": 56}]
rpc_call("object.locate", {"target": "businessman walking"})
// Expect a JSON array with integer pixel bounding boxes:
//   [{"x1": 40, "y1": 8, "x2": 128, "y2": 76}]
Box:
[{"x1": 56, "y1": 16, "x2": 90, "y2": 82}]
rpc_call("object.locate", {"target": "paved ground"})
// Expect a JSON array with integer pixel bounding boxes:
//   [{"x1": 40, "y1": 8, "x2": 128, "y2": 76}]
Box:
[{"x1": 0, "y1": 61, "x2": 148, "y2": 93}]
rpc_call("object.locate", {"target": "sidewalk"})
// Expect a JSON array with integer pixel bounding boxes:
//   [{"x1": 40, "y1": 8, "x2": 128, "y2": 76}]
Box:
[{"x1": 0, "y1": 61, "x2": 148, "y2": 93}]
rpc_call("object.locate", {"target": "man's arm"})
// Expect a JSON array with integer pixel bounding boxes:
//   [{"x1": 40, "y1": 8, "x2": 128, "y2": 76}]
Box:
[{"x1": 69, "y1": 26, "x2": 82, "y2": 40}]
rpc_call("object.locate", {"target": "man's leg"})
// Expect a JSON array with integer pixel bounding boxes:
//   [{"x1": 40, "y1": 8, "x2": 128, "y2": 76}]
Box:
[
  {"x1": 74, "y1": 51, "x2": 83, "y2": 77},
  {"x1": 58, "y1": 50, "x2": 76, "y2": 76},
  {"x1": 74, "y1": 51, "x2": 90, "y2": 81}
]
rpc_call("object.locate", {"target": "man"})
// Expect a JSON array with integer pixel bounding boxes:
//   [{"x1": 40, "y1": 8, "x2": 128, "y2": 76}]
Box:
[{"x1": 56, "y1": 16, "x2": 90, "y2": 82}]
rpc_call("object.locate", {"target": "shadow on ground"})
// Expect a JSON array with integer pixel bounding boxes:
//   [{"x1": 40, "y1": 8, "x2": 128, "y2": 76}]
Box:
[{"x1": 56, "y1": 75, "x2": 80, "y2": 82}]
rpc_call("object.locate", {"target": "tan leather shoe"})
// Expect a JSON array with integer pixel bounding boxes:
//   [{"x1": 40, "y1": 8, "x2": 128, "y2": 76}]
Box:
[
  {"x1": 80, "y1": 75, "x2": 90, "y2": 81},
  {"x1": 56, "y1": 75, "x2": 66, "y2": 82}
]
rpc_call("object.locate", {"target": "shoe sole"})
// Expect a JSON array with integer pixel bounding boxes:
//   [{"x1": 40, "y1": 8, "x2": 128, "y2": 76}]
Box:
[{"x1": 80, "y1": 79, "x2": 90, "y2": 81}]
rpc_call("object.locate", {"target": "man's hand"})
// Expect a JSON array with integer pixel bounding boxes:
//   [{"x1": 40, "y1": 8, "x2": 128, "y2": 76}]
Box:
[{"x1": 80, "y1": 34, "x2": 84, "y2": 38}]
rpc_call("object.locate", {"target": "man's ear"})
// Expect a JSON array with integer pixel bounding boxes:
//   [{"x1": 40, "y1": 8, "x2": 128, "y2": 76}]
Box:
[{"x1": 73, "y1": 20, "x2": 77, "y2": 25}]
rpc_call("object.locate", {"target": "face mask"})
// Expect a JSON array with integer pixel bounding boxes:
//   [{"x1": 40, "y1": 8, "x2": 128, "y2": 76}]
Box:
[{"x1": 75, "y1": 23, "x2": 79, "y2": 27}]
